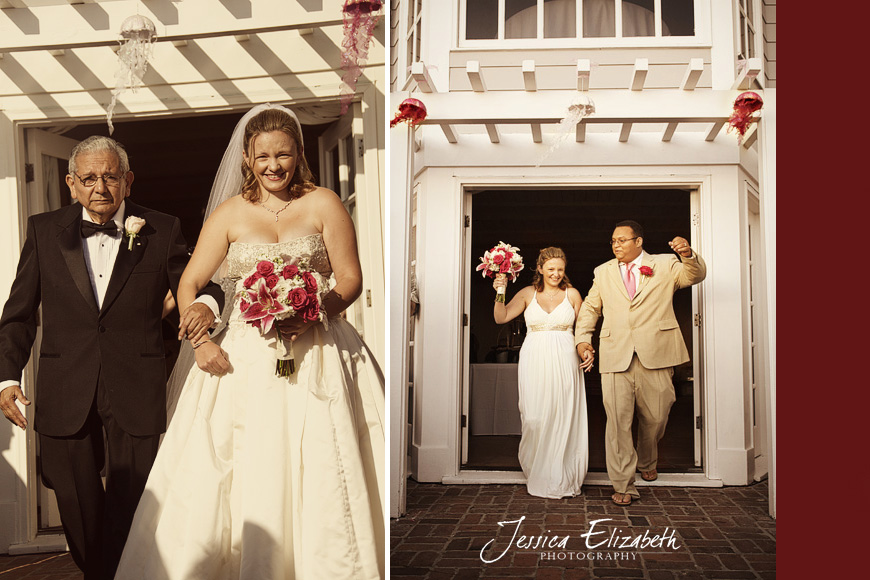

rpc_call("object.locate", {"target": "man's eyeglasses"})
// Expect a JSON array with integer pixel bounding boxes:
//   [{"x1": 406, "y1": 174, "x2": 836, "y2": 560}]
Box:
[
  {"x1": 610, "y1": 237, "x2": 638, "y2": 246},
  {"x1": 73, "y1": 173, "x2": 122, "y2": 187}
]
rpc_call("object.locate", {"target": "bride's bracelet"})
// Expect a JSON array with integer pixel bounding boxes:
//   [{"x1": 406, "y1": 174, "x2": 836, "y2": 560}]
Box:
[{"x1": 192, "y1": 339, "x2": 211, "y2": 349}]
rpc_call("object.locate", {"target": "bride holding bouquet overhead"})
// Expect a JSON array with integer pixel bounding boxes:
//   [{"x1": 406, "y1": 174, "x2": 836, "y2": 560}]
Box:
[{"x1": 491, "y1": 246, "x2": 593, "y2": 499}]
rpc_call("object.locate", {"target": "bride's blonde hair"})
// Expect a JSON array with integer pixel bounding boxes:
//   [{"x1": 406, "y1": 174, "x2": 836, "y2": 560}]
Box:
[
  {"x1": 241, "y1": 108, "x2": 316, "y2": 203},
  {"x1": 532, "y1": 247, "x2": 571, "y2": 292}
]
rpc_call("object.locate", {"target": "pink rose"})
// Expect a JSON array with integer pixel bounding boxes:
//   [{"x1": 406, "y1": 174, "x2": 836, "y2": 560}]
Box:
[
  {"x1": 282, "y1": 264, "x2": 299, "y2": 279},
  {"x1": 301, "y1": 271, "x2": 318, "y2": 294},
  {"x1": 265, "y1": 274, "x2": 280, "y2": 289},
  {"x1": 288, "y1": 287, "x2": 308, "y2": 310},
  {"x1": 256, "y1": 260, "x2": 274, "y2": 277}
]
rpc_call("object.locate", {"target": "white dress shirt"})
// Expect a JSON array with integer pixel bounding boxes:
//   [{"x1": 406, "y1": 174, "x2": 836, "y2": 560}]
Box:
[{"x1": 82, "y1": 203, "x2": 125, "y2": 308}]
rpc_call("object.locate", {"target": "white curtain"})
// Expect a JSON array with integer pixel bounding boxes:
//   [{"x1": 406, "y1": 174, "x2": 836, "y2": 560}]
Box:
[{"x1": 504, "y1": 0, "x2": 669, "y2": 39}]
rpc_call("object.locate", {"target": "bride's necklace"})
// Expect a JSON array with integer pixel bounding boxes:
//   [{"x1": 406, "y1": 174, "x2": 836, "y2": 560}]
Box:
[
  {"x1": 259, "y1": 196, "x2": 294, "y2": 222},
  {"x1": 542, "y1": 288, "x2": 561, "y2": 299}
]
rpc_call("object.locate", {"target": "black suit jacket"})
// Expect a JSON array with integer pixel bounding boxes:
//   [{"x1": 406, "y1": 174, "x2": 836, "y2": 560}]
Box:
[{"x1": 0, "y1": 201, "x2": 223, "y2": 437}]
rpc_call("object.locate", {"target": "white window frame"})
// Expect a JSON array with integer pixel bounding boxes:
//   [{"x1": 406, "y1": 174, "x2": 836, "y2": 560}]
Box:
[
  {"x1": 458, "y1": 0, "x2": 711, "y2": 48},
  {"x1": 736, "y1": 0, "x2": 759, "y2": 61},
  {"x1": 401, "y1": 0, "x2": 425, "y2": 89}
]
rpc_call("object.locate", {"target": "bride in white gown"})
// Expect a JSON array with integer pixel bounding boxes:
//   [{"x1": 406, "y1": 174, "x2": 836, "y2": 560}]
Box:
[
  {"x1": 493, "y1": 247, "x2": 591, "y2": 499},
  {"x1": 115, "y1": 104, "x2": 384, "y2": 579}
]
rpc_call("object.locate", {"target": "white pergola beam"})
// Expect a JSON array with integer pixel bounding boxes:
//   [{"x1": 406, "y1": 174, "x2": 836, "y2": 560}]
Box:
[
  {"x1": 440, "y1": 124, "x2": 458, "y2": 144},
  {"x1": 662, "y1": 122, "x2": 679, "y2": 142},
  {"x1": 742, "y1": 124, "x2": 758, "y2": 148},
  {"x1": 705, "y1": 121, "x2": 726, "y2": 141},
  {"x1": 48, "y1": 49, "x2": 66, "y2": 57},
  {"x1": 575, "y1": 121, "x2": 586, "y2": 142},
  {"x1": 732, "y1": 57, "x2": 762, "y2": 90},
  {"x1": 531, "y1": 123, "x2": 542, "y2": 143},
  {"x1": 631, "y1": 58, "x2": 649, "y2": 91},
  {"x1": 466, "y1": 61, "x2": 486, "y2": 92},
  {"x1": 619, "y1": 123, "x2": 633, "y2": 142},
  {"x1": 416, "y1": 90, "x2": 736, "y2": 125},
  {"x1": 577, "y1": 59, "x2": 591, "y2": 91},
  {"x1": 172, "y1": 40, "x2": 189, "y2": 48},
  {"x1": 485, "y1": 124, "x2": 500, "y2": 144},
  {"x1": 411, "y1": 61, "x2": 436, "y2": 93},
  {"x1": 522, "y1": 60, "x2": 537, "y2": 91},
  {"x1": 681, "y1": 58, "x2": 704, "y2": 91}
]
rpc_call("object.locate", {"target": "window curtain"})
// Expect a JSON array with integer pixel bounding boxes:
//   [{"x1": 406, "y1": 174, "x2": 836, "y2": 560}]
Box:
[{"x1": 504, "y1": 0, "x2": 668, "y2": 39}]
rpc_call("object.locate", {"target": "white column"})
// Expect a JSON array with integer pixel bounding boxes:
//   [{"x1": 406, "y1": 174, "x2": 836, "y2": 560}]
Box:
[
  {"x1": 389, "y1": 93, "x2": 412, "y2": 518},
  {"x1": 758, "y1": 90, "x2": 776, "y2": 518}
]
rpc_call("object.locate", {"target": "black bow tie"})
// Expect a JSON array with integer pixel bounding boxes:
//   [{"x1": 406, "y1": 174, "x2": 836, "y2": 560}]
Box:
[{"x1": 81, "y1": 220, "x2": 118, "y2": 237}]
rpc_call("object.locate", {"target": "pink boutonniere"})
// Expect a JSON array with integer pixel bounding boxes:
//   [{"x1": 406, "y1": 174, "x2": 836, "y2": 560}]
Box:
[{"x1": 639, "y1": 265, "x2": 654, "y2": 277}]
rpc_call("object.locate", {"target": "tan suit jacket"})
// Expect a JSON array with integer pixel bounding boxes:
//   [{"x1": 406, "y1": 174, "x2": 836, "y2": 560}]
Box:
[{"x1": 574, "y1": 251, "x2": 706, "y2": 373}]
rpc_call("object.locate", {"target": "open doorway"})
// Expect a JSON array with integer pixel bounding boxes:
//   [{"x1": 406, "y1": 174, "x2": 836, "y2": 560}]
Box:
[{"x1": 463, "y1": 187, "x2": 700, "y2": 474}]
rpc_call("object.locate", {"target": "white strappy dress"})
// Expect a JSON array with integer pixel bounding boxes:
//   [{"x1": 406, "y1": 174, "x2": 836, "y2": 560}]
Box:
[
  {"x1": 517, "y1": 291, "x2": 588, "y2": 499},
  {"x1": 115, "y1": 235, "x2": 385, "y2": 580}
]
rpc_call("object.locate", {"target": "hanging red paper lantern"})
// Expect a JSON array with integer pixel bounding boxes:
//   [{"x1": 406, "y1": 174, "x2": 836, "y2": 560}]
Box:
[
  {"x1": 339, "y1": 0, "x2": 384, "y2": 116},
  {"x1": 727, "y1": 91, "x2": 764, "y2": 141},
  {"x1": 390, "y1": 98, "x2": 428, "y2": 128}
]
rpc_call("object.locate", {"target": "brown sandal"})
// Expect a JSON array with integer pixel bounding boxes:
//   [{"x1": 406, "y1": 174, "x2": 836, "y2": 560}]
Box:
[
  {"x1": 641, "y1": 469, "x2": 658, "y2": 482},
  {"x1": 611, "y1": 492, "x2": 632, "y2": 506}
]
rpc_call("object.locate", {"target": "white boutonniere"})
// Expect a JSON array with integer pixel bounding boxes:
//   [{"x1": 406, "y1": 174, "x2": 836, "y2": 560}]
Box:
[{"x1": 124, "y1": 216, "x2": 146, "y2": 250}]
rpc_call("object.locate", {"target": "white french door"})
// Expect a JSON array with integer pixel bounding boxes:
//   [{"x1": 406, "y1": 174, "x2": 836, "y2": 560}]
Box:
[{"x1": 24, "y1": 128, "x2": 79, "y2": 531}]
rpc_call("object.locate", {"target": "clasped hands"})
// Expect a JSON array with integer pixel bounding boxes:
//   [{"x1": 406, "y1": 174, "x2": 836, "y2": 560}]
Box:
[{"x1": 577, "y1": 343, "x2": 595, "y2": 373}]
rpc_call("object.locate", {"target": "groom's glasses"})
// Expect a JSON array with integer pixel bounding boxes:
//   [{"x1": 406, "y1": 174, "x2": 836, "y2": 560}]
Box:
[
  {"x1": 610, "y1": 237, "x2": 638, "y2": 246},
  {"x1": 73, "y1": 173, "x2": 122, "y2": 187}
]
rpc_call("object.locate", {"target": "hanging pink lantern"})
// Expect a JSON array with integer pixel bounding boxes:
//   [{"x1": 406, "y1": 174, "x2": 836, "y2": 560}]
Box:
[
  {"x1": 390, "y1": 98, "x2": 427, "y2": 128},
  {"x1": 727, "y1": 91, "x2": 763, "y2": 142},
  {"x1": 343, "y1": 0, "x2": 383, "y2": 14},
  {"x1": 339, "y1": 0, "x2": 384, "y2": 116}
]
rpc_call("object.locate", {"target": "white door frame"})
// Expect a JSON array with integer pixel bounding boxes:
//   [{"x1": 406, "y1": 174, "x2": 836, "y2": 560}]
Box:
[{"x1": 448, "y1": 179, "x2": 709, "y2": 485}]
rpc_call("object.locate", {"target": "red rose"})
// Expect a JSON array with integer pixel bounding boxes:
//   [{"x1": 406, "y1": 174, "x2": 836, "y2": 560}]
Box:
[
  {"x1": 256, "y1": 260, "x2": 274, "y2": 277},
  {"x1": 243, "y1": 274, "x2": 259, "y2": 288},
  {"x1": 265, "y1": 274, "x2": 280, "y2": 289},
  {"x1": 282, "y1": 264, "x2": 299, "y2": 279},
  {"x1": 239, "y1": 299, "x2": 250, "y2": 312},
  {"x1": 499, "y1": 261, "x2": 510, "y2": 273},
  {"x1": 302, "y1": 300, "x2": 320, "y2": 323},
  {"x1": 639, "y1": 266, "x2": 654, "y2": 277},
  {"x1": 288, "y1": 287, "x2": 308, "y2": 310},
  {"x1": 492, "y1": 253, "x2": 504, "y2": 264},
  {"x1": 301, "y1": 271, "x2": 318, "y2": 294}
]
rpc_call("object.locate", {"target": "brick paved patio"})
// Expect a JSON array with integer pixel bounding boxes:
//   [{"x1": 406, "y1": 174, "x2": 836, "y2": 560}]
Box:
[{"x1": 391, "y1": 479, "x2": 776, "y2": 579}]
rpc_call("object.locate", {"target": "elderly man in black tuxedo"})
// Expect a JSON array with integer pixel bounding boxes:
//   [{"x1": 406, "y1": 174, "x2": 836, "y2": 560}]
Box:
[{"x1": 0, "y1": 136, "x2": 223, "y2": 580}]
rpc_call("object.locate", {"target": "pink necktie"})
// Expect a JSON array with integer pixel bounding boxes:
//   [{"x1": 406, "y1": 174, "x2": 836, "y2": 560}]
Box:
[{"x1": 624, "y1": 263, "x2": 636, "y2": 299}]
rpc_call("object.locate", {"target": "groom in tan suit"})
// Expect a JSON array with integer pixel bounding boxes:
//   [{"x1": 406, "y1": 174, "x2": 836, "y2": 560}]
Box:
[{"x1": 575, "y1": 220, "x2": 706, "y2": 506}]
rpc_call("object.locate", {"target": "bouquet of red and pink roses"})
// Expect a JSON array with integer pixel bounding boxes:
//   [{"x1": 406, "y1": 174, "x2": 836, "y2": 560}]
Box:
[
  {"x1": 236, "y1": 256, "x2": 327, "y2": 377},
  {"x1": 476, "y1": 241, "x2": 524, "y2": 303}
]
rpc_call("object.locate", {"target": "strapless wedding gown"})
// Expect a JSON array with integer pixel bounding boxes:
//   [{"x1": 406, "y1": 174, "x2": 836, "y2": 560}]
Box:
[
  {"x1": 115, "y1": 235, "x2": 385, "y2": 580},
  {"x1": 517, "y1": 291, "x2": 588, "y2": 499}
]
